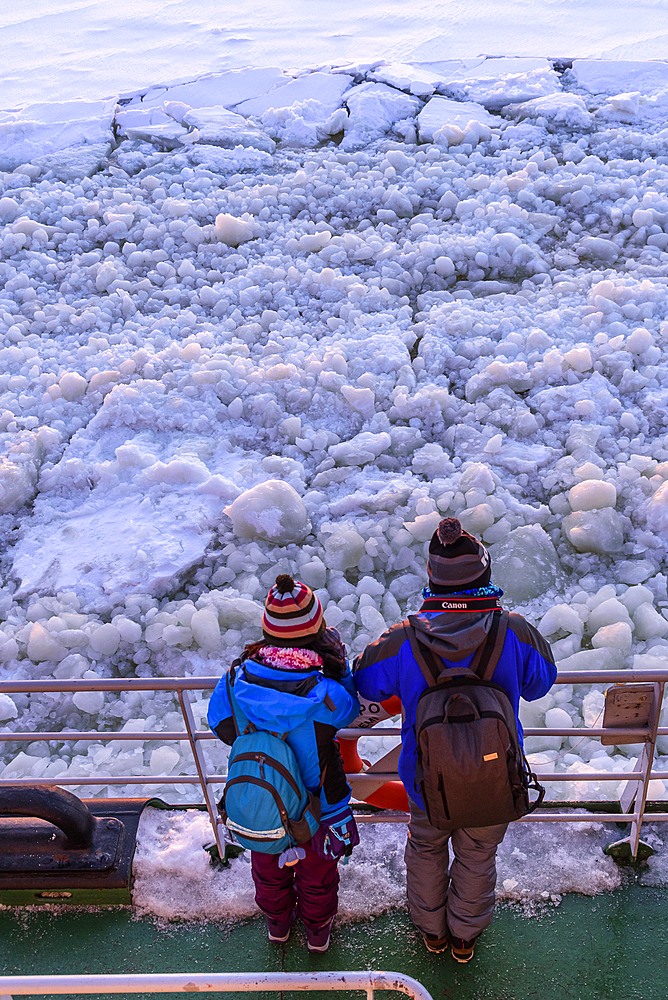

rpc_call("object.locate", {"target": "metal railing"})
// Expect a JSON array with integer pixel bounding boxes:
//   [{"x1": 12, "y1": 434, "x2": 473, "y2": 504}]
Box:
[
  {"x1": 1, "y1": 668, "x2": 668, "y2": 859},
  {"x1": 0, "y1": 971, "x2": 433, "y2": 1000}
]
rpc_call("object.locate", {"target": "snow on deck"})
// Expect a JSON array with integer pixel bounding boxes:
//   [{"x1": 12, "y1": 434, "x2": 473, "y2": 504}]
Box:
[{"x1": 132, "y1": 806, "x2": 641, "y2": 922}]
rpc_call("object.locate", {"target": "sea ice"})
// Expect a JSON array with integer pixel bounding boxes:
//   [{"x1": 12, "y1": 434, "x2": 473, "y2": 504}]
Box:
[
  {"x1": 569, "y1": 480, "x2": 617, "y2": 511},
  {"x1": 226, "y1": 480, "x2": 309, "y2": 543},
  {"x1": 417, "y1": 96, "x2": 496, "y2": 143},
  {"x1": 181, "y1": 108, "x2": 275, "y2": 152},
  {"x1": 503, "y1": 93, "x2": 593, "y2": 129},
  {"x1": 425, "y1": 56, "x2": 561, "y2": 110},
  {"x1": 235, "y1": 73, "x2": 352, "y2": 118},
  {"x1": 189, "y1": 606, "x2": 221, "y2": 652},
  {"x1": 342, "y1": 83, "x2": 422, "y2": 146},
  {"x1": 0, "y1": 99, "x2": 116, "y2": 172},
  {"x1": 489, "y1": 526, "x2": 562, "y2": 604},
  {"x1": 2, "y1": 41, "x2": 668, "y2": 877},
  {"x1": 570, "y1": 60, "x2": 668, "y2": 101},
  {"x1": 72, "y1": 689, "x2": 105, "y2": 714},
  {"x1": 563, "y1": 509, "x2": 625, "y2": 556},
  {"x1": 0, "y1": 693, "x2": 18, "y2": 721},
  {"x1": 324, "y1": 528, "x2": 366, "y2": 571}
]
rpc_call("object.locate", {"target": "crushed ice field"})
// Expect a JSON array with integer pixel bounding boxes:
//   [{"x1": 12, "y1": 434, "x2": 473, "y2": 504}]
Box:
[{"x1": 2, "y1": 54, "x2": 668, "y2": 915}]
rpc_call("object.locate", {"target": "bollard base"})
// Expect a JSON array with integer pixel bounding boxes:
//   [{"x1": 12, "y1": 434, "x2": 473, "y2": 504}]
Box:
[{"x1": 603, "y1": 837, "x2": 656, "y2": 865}]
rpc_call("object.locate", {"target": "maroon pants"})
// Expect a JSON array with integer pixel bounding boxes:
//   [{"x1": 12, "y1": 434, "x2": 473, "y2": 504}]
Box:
[{"x1": 251, "y1": 842, "x2": 339, "y2": 932}]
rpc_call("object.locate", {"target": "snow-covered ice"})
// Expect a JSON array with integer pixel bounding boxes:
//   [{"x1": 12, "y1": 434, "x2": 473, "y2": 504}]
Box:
[{"x1": 2, "y1": 0, "x2": 668, "y2": 910}]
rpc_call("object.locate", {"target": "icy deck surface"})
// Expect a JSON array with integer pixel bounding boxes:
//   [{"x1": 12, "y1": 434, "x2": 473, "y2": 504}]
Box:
[{"x1": 3, "y1": 874, "x2": 668, "y2": 1000}]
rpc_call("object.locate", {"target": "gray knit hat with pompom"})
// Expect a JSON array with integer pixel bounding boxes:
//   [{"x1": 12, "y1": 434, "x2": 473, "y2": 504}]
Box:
[{"x1": 427, "y1": 518, "x2": 491, "y2": 588}]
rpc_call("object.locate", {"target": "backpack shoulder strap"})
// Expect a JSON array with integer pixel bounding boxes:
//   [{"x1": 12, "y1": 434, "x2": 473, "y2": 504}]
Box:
[
  {"x1": 406, "y1": 610, "x2": 510, "y2": 685},
  {"x1": 405, "y1": 624, "x2": 446, "y2": 687},
  {"x1": 471, "y1": 609, "x2": 509, "y2": 682},
  {"x1": 226, "y1": 665, "x2": 256, "y2": 737}
]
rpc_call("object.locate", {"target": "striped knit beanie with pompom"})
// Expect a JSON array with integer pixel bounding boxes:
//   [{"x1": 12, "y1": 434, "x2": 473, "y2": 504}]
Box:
[
  {"x1": 262, "y1": 574, "x2": 325, "y2": 646},
  {"x1": 427, "y1": 517, "x2": 491, "y2": 592}
]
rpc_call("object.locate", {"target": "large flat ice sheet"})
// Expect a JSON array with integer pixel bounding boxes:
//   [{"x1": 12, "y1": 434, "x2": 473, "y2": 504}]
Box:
[{"x1": 3, "y1": 1, "x2": 668, "y2": 109}]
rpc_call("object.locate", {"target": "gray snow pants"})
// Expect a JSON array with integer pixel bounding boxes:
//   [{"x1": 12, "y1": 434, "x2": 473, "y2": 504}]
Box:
[{"x1": 404, "y1": 803, "x2": 508, "y2": 941}]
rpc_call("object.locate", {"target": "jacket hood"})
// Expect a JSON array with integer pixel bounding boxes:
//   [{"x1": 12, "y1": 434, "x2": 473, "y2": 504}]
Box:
[
  {"x1": 230, "y1": 660, "x2": 333, "y2": 732},
  {"x1": 407, "y1": 610, "x2": 497, "y2": 661}
]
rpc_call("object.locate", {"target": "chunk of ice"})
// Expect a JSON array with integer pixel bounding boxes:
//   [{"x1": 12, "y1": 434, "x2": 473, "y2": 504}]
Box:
[
  {"x1": 324, "y1": 528, "x2": 366, "y2": 571},
  {"x1": 563, "y1": 509, "x2": 624, "y2": 555},
  {"x1": 89, "y1": 624, "x2": 121, "y2": 655},
  {"x1": 27, "y1": 621, "x2": 66, "y2": 663},
  {"x1": 489, "y1": 525, "x2": 562, "y2": 604},
  {"x1": 569, "y1": 480, "x2": 617, "y2": 512},
  {"x1": 0, "y1": 694, "x2": 18, "y2": 721},
  {"x1": 226, "y1": 480, "x2": 309, "y2": 543},
  {"x1": 633, "y1": 603, "x2": 668, "y2": 641},
  {"x1": 72, "y1": 690, "x2": 105, "y2": 714},
  {"x1": 190, "y1": 607, "x2": 221, "y2": 652}
]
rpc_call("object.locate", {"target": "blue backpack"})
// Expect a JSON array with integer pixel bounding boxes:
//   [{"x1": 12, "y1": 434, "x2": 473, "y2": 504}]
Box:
[{"x1": 219, "y1": 667, "x2": 321, "y2": 857}]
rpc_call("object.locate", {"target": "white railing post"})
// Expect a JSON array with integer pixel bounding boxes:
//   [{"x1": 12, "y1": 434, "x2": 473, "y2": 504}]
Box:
[
  {"x1": 625, "y1": 681, "x2": 664, "y2": 858},
  {"x1": 177, "y1": 690, "x2": 226, "y2": 858}
]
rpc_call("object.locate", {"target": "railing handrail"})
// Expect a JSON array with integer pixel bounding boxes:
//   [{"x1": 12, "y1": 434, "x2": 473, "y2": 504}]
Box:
[
  {"x1": 0, "y1": 971, "x2": 434, "y2": 1000},
  {"x1": 1, "y1": 667, "x2": 668, "y2": 692},
  {"x1": 3, "y1": 726, "x2": 667, "y2": 741}
]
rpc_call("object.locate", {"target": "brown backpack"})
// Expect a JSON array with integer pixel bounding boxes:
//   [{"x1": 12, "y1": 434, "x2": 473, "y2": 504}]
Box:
[{"x1": 408, "y1": 610, "x2": 544, "y2": 830}]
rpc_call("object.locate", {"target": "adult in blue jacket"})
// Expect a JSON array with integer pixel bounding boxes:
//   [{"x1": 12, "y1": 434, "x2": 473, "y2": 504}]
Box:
[
  {"x1": 208, "y1": 574, "x2": 359, "y2": 953},
  {"x1": 354, "y1": 518, "x2": 556, "y2": 963}
]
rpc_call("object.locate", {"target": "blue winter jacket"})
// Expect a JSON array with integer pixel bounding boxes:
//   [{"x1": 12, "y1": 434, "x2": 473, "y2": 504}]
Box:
[
  {"x1": 208, "y1": 647, "x2": 360, "y2": 822},
  {"x1": 353, "y1": 605, "x2": 556, "y2": 811}
]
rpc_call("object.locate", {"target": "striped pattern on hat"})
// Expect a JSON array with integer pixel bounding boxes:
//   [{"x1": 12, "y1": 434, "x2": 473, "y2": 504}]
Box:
[
  {"x1": 427, "y1": 519, "x2": 491, "y2": 588},
  {"x1": 262, "y1": 574, "x2": 325, "y2": 646}
]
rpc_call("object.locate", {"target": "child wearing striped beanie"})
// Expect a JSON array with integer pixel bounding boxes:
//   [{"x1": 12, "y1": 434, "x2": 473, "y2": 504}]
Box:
[{"x1": 208, "y1": 572, "x2": 360, "y2": 953}]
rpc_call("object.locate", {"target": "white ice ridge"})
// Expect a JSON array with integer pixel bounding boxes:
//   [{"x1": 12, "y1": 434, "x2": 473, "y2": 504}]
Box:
[
  {"x1": 132, "y1": 807, "x2": 668, "y2": 922},
  {"x1": 3, "y1": 53, "x2": 668, "y2": 169},
  {"x1": 4, "y1": 40, "x2": 668, "y2": 806}
]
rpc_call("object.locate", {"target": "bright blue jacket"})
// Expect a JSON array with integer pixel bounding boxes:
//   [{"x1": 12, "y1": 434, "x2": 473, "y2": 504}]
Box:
[
  {"x1": 353, "y1": 608, "x2": 556, "y2": 811},
  {"x1": 208, "y1": 654, "x2": 359, "y2": 822}
]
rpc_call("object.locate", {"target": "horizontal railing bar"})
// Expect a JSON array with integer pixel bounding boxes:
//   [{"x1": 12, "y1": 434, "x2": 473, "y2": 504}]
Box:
[
  {"x1": 2, "y1": 726, "x2": 663, "y2": 743},
  {"x1": 355, "y1": 813, "x2": 410, "y2": 823},
  {"x1": 2, "y1": 669, "x2": 668, "y2": 696},
  {"x1": 523, "y1": 772, "x2": 641, "y2": 781},
  {"x1": 0, "y1": 776, "x2": 201, "y2": 785},
  {"x1": 0, "y1": 679, "x2": 219, "y2": 692},
  {"x1": 555, "y1": 670, "x2": 668, "y2": 683},
  {"x1": 346, "y1": 772, "x2": 668, "y2": 785},
  {"x1": 525, "y1": 728, "x2": 650, "y2": 737},
  {"x1": 0, "y1": 731, "x2": 215, "y2": 742},
  {"x1": 352, "y1": 812, "x2": 668, "y2": 824},
  {"x1": 520, "y1": 812, "x2": 639, "y2": 822},
  {"x1": 1, "y1": 771, "x2": 666, "y2": 788},
  {"x1": 0, "y1": 971, "x2": 433, "y2": 1000},
  {"x1": 338, "y1": 728, "x2": 402, "y2": 738}
]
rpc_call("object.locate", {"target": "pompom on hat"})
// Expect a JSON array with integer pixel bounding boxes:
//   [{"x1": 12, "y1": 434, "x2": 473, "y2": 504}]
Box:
[
  {"x1": 427, "y1": 518, "x2": 491, "y2": 591},
  {"x1": 262, "y1": 574, "x2": 325, "y2": 646}
]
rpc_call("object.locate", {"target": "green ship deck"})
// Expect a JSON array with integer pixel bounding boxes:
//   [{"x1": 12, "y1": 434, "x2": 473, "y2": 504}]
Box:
[{"x1": 2, "y1": 879, "x2": 666, "y2": 1000}]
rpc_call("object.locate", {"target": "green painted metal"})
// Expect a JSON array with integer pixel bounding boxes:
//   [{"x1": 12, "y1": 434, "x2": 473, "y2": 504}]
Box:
[
  {"x1": 0, "y1": 886, "x2": 131, "y2": 906},
  {"x1": 1, "y1": 882, "x2": 667, "y2": 1000}
]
